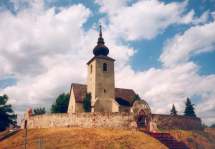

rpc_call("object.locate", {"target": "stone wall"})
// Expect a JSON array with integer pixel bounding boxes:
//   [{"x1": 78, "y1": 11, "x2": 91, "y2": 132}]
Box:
[
  {"x1": 151, "y1": 114, "x2": 202, "y2": 130},
  {"x1": 21, "y1": 112, "x2": 202, "y2": 130},
  {"x1": 21, "y1": 112, "x2": 135, "y2": 129}
]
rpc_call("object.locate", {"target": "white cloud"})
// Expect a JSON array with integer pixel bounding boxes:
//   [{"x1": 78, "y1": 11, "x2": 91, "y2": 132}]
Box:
[
  {"x1": 0, "y1": 0, "x2": 135, "y2": 118},
  {"x1": 0, "y1": 2, "x2": 92, "y2": 113},
  {"x1": 96, "y1": 0, "x2": 204, "y2": 40},
  {"x1": 116, "y1": 62, "x2": 215, "y2": 124},
  {"x1": 160, "y1": 20, "x2": 215, "y2": 67},
  {"x1": 0, "y1": 0, "x2": 215, "y2": 126},
  {"x1": 0, "y1": 3, "x2": 91, "y2": 76}
]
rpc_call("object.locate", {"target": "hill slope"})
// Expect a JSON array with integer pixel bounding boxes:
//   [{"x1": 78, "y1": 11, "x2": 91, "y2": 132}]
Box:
[
  {"x1": 0, "y1": 128, "x2": 167, "y2": 149},
  {"x1": 168, "y1": 128, "x2": 215, "y2": 149}
]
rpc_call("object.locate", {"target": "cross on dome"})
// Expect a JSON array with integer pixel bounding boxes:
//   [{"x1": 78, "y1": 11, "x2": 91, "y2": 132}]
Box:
[{"x1": 93, "y1": 24, "x2": 109, "y2": 56}]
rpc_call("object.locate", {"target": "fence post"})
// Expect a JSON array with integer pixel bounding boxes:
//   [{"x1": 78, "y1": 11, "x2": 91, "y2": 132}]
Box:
[
  {"x1": 24, "y1": 120, "x2": 28, "y2": 149},
  {"x1": 38, "y1": 138, "x2": 43, "y2": 149}
]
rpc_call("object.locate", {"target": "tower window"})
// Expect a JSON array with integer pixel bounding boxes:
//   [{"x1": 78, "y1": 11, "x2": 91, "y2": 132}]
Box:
[
  {"x1": 90, "y1": 65, "x2": 93, "y2": 73},
  {"x1": 103, "y1": 63, "x2": 107, "y2": 72}
]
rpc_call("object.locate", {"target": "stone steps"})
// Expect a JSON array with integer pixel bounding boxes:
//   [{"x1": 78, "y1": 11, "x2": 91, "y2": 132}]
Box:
[{"x1": 148, "y1": 132, "x2": 189, "y2": 149}]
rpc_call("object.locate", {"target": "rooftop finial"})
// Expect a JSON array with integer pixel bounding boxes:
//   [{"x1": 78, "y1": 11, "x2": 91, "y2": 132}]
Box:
[
  {"x1": 97, "y1": 23, "x2": 104, "y2": 44},
  {"x1": 99, "y1": 24, "x2": 102, "y2": 38},
  {"x1": 93, "y1": 23, "x2": 109, "y2": 56}
]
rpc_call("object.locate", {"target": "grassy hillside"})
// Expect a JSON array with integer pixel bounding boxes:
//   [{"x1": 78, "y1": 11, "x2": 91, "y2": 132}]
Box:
[
  {"x1": 168, "y1": 128, "x2": 215, "y2": 149},
  {"x1": 0, "y1": 128, "x2": 167, "y2": 149}
]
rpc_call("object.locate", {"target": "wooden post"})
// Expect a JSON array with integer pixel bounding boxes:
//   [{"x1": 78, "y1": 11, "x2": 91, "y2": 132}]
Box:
[
  {"x1": 38, "y1": 138, "x2": 43, "y2": 149},
  {"x1": 24, "y1": 120, "x2": 28, "y2": 149}
]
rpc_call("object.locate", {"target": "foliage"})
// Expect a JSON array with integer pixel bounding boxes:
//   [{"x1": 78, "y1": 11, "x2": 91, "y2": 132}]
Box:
[
  {"x1": 170, "y1": 104, "x2": 177, "y2": 116},
  {"x1": 83, "y1": 93, "x2": 91, "y2": 112},
  {"x1": 202, "y1": 123, "x2": 208, "y2": 129},
  {"x1": 51, "y1": 93, "x2": 70, "y2": 113},
  {"x1": 132, "y1": 94, "x2": 141, "y2": 104},
  {"x1": 0, "y1": 94, "x2": 17, "y2": 131},
  {"x1": 210, "y1": 124, "x2": 215, "y2": 128},
  {"x1": 184, "y1": 97, "x2": 196, "y2": 117},
  {"x1": 33, "y1": 107, "x2": 46, "y2": 115}
]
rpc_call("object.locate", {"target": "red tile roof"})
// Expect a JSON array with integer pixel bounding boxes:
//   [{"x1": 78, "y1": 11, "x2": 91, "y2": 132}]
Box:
[
  {"x1": 115, "y1": 88, "x2": 136, "y2": 104},
  {"x1": 70, "y1": 83, "x2": 136, "y2": 105},
  {"x1": 71, "y1": 83, "x2": 87, "y2": 103}
]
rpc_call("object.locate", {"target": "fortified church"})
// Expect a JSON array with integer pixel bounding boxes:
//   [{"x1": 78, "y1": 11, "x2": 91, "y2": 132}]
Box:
[
  {"x1": 67, "y1": 25, "x2": 150, "y2": 114},
  {"x1": 22, "y1": 26, "x2": 202, "y2": 132}
]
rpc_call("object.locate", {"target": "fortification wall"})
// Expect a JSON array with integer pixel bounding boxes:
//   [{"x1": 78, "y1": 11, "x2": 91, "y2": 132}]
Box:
[
  {"x1": 151, "y1": 114, "x2": 202, "y2": 130},
  {"x1": 21, "y1": 112, "x2": 202, "y2": 130},
  {"x1": 21, "y1": 112, "x2": 135, "y2": 129}
]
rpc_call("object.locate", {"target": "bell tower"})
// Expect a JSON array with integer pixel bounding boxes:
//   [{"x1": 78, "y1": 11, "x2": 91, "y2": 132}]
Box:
[{"x1": 87, "y1": 25, "x2": 119, "y2": 112}]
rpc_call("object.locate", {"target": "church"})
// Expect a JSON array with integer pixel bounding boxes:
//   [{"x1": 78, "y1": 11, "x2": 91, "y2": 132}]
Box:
[
  {"x1": 67, "y1": 25, "x2": 150, "y2": 113},
  {"x1": 22, "y1": 26, "x2": 202, "y2": 131}
]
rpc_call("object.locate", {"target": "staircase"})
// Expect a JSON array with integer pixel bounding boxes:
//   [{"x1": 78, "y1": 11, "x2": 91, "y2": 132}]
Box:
[
  {"x1": 148, "y1": 132, "x2": 189, "y2": 149},
  {"x1": 0, "y1": 129, "x2": 20, "y2": 141}
]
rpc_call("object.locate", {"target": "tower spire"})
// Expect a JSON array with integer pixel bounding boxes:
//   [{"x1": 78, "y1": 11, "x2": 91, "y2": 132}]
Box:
[
  {"x1": 93, "y1": 23, "x2": 109, "y2": 56},
  {"x1": 97, "y1": 24, "x2": 104, "y2": 44},
  {"x1": 99, "y1": 24, "x2": 102, "y2": 38}
]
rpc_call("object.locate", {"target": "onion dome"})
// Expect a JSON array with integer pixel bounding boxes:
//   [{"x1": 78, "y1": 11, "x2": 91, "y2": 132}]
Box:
[{"x1": 93, "y1": 25, "x2": 109, "y2": 56}]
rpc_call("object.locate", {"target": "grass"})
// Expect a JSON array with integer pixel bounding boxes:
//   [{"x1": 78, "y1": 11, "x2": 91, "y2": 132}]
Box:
[
  {"x1": 168, "y1": 128, "x2": 215, "y2": 149},
  {"x1": 0, "y1": 128, "x2": 167, "y2": 149}
]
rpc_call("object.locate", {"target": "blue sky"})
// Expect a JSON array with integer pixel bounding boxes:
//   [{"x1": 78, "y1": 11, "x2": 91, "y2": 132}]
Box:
[
  {"x1": 47, "y1": 0, "x2": 215, "y2": 74},
  {"x1": 0, "y1": 0, "x2": 214, "y2": 74},
  {"x1": 0, "y1": 0, "x2": 215, "y2": 125}
]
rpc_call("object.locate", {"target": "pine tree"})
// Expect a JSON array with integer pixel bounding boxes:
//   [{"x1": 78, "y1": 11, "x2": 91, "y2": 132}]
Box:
[
  {"x1": 33, "y1": 107, "x2": 46, "y2": 115},
  {"x1": 51, "y1": 93, "x2": 70, "y2": 113},
  {"x1": 170, "y1": 104, "x2": 177, "y2": 116},
  {"x1": 83, "y1": 93, "x2": 91, "y2": 112},
  {"x1": 0, "y1": 94, "x2": 17, "y2": 131},
  {"x1": 184, "y1": 98, "x2": 196, "y2": 117}
]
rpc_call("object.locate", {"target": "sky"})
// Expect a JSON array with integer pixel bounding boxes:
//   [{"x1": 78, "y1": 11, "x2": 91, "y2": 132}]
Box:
[{"x1": 0, "y1": 0, "x2": 215, "y2": 125}]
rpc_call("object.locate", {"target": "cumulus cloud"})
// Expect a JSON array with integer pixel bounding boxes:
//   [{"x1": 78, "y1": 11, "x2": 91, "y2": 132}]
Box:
[
  {"x1": 116, "y1": 62, "x2": 215, "y2": 124},
  {"x1": 0, "y1": 0, "x2": 135, "y2": 118},
  {"x1": 0, "y1": 0, "x2": 215, "y2": 125},
  {"x1": 160, "y1": 20, "x2": 215, "y2": 67},
  {"x1": 0, "y1": 1, "x2": 92, "y2": 117},
  {"x1": 96, "y1": 0, "x2": 207, "y2": 41}
]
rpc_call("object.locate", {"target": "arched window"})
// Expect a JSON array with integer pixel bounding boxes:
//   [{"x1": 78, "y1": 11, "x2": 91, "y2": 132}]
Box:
[{"x1": 103, "y1": 63, "x2": 107, "y2": 72}]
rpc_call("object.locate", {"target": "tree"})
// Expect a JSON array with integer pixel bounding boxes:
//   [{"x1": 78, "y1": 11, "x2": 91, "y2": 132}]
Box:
[
  {"x1": 184, "y1": 98, "x2": 196, "y2": 117},
  {"x1": 210, "y1": 124, "x2": 215, "y2": 128},
  {"x1": 170, "y1": 104, "x2": 177, "y2": 116},
  {"x1": 33, "y1": 107, "x2": 46, "y2": 115},
  {"x1": 51, "y1": 93, "x2": 70, "y2": 113},
  {"x1": 0, "y1": 94, "x2": 17, "y2": 131},
  {"x1": 132, "y1": 94, "x2": 141, "y2": 104},
  {"x1": 83, "y1": 93, "x2": 91, "y2": 112},
  {"x1": 202, "y1": 123, "x2": 208, "y2": 129}
]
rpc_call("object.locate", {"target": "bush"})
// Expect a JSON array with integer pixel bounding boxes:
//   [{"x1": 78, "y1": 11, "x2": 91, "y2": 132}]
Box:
[{"x1": 83, "y1": 93, "x2": 91, "y2": 112}]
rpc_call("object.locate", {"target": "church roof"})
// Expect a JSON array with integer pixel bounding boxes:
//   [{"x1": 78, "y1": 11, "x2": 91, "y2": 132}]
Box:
[
  {"x1": 115, "y1": 88, "x2": 136, "y2": 106},
  {"x1": 87, "y1": 55, "x2": 115, "y2": 65},
  {"x1": 70, "y1": 83, "x2": 136, "y2": 106},
  {"x1": 71, "y1": 83, "x2": 87, "y2": 103},
  {"x1": 93, "y1": 24, "x2": 109, "y2": 57}
]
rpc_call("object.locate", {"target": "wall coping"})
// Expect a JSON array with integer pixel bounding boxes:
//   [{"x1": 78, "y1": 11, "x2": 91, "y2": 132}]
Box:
[
  {"x1": 152, "y1": 113, "x2": 201, "y2": 120},
  {"x1": 28, "y1": 112, "x2": 133, "y2": 119}
]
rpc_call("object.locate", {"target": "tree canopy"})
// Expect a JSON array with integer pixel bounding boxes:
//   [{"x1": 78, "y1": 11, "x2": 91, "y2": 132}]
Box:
[
  {"x1": 83, "y1": 93, "x2": 91, "y2": 112},
  {"x1": 51, "y1": 93, "x2": 70, "y2": 113},
  {"x1": 170, "y1": 104, "x2": 177, "y2": 116},
  {"x1": 132, "y1": 94, "x2": 141, "y2": 104},
  {"x1": 33, "y1": 107, "x2": 46, "y2": 115},
  {"x1": 210, "y1": 124, "x2": 215, "y2": 128},
  {"x1": 184, "y1": 98, "x2": 196, "y2": 117},
  {"x1": 0, "y1": 94, "x2": 17, "y2": 131}
]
